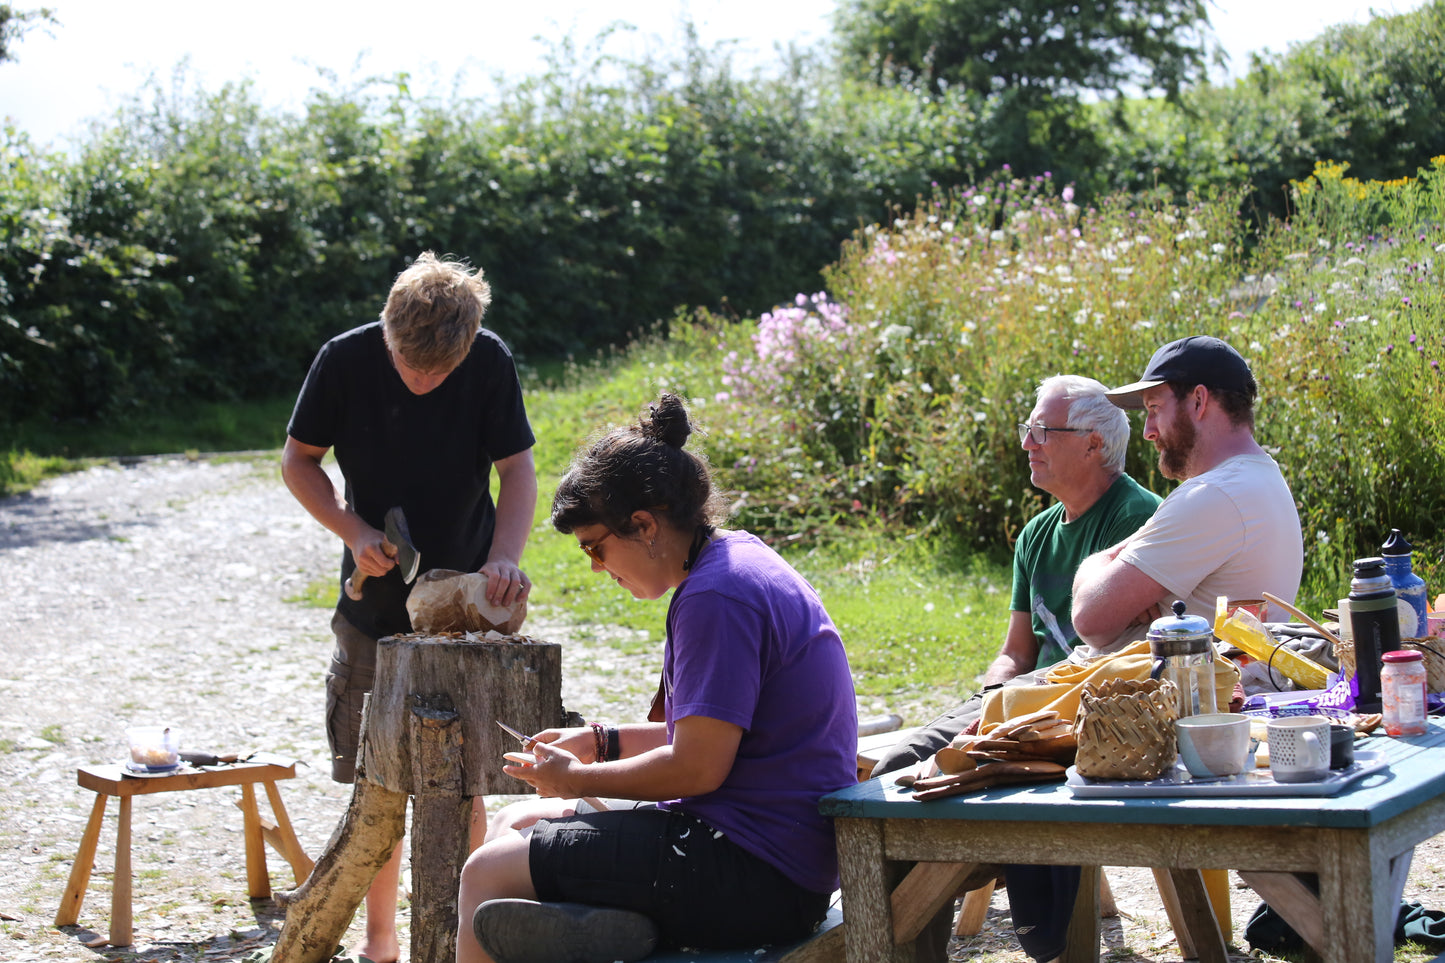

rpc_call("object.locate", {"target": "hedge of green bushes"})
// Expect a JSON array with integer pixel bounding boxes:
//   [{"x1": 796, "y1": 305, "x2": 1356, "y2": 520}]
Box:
[{"x1": 4, "y1": 2, "x2": 1445, "y2": 437}]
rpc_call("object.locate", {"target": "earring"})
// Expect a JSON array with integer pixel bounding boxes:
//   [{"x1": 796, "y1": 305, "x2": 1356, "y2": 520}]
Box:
[{"x1": 648, "y1": 539, "x2": 656, "y2": 559}]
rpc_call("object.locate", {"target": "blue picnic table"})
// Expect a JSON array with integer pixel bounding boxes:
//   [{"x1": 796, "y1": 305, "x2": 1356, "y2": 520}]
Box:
[{"x1": 821, "y1": 720, "x2": 1445, "y2": 962}]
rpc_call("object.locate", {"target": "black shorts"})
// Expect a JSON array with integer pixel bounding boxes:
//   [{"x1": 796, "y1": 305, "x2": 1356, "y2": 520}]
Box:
[{"x1": 530, "y1": 805, "x2": 829, "y2": 950}]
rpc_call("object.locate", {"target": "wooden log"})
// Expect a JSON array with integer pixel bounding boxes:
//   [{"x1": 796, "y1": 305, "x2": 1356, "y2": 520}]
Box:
[
  {"x1": 363, "y1": 636, "x2": 564, "y2": 797},
  {"x1": 367, "y1": 635, "x2": 563, "y2": 963},
  {"x1": 407, "y1": 702, "x2": 472, "y2": 963},
  {"x1": 273, "y1": 637, "x2": 562, "y2": 963},
  {"x1": 270, "y1": 769, "x2": 408, "y2": 963}
]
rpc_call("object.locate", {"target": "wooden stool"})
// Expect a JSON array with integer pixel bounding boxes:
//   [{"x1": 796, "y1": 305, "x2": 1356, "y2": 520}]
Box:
[{"x1": 54, "y1": 755, "x2": 313, "y2": 947}]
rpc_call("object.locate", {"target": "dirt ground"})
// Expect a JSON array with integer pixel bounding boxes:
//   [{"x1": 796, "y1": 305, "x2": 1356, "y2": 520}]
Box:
[{"x1": 2, "y1": 455, "x2": 1443, "y2": 963}]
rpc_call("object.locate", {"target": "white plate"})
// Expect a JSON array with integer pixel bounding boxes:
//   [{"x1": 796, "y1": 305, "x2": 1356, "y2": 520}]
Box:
[
  {"x1": 123, "y1": 761, "x2": 182, "y2": 777},
  {"x1": 1066, "y1": 751, "x2": 1386, "y2": 798}
]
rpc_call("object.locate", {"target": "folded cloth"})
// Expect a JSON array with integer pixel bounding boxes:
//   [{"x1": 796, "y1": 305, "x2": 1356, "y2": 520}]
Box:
[{"x1": 977, "y1": 640, "x2": 1241, "y2": 733}]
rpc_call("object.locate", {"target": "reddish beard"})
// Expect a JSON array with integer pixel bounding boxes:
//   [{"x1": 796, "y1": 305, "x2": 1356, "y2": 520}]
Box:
[{"x1": 1157, "y1": 404, "x2": 1196, "y2": 480}]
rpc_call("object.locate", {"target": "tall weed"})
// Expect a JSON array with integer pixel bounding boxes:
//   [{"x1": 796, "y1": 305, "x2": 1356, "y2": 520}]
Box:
[
  {"x1": 696, "y1": 170, "x2": 1249, "y2": 544},
  {"x1": 688, "y1": 163, "x2": 1444, "y2": 611}
]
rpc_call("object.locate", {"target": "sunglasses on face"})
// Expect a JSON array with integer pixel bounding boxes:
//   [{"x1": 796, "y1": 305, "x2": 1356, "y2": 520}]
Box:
[{"x1": 579, "y1": 529, "x2": 616, "y2": 564}]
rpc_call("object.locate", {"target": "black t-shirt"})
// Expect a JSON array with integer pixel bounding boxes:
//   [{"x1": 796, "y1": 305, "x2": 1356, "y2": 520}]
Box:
[{"x1": 287, "y1": 321, "x2": 536, "y2": 639}]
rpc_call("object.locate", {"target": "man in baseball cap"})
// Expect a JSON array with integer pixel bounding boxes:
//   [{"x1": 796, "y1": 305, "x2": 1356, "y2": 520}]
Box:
[{"x1": 1072, "y1": 333, "x2": 1302, "y2": 646}]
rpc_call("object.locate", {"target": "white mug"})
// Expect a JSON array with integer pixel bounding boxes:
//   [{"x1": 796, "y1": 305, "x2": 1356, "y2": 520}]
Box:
[
  {"x1": 1266, "y1": 715, "x2": 1331, "y2": 783},
  {"x1": 1176, "y1": 713, "x2": 1251, "y2": 779}
]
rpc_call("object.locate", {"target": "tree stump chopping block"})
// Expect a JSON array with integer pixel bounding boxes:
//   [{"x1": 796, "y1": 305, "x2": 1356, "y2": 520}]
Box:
[
  {"x1": 373, "y1": 636, "x2": 563, "y2": 963},
  {"x1": 271, "y1": 635, "x2": 562, "y2": 963},
  {"x1": 363, "y1": 635, "x2": 564, "y2": 797},
  {"x1": 271, "y1": 630, "x2": 563, "y2": 960}
]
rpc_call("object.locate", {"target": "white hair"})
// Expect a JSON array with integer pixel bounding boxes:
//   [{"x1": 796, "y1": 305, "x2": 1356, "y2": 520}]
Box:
[{"x1": 1036, "y1": 375, "x2": 1130, "y2": 472}]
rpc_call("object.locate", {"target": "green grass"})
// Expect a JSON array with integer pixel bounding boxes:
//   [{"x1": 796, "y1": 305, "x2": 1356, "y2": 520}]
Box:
[
  {"x1": 0, "y1": 397, "x2": 297, "y2": 496},
  {"x1": 284, "y1": 578, "x2": 338, "y2": 608},
  {"x1": 3, "y1": 333, "x2": 1006, "y2": 727}
]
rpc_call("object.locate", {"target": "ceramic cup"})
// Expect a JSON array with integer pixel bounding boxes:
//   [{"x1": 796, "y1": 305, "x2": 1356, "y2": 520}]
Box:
[
  {"x1": 1176, "y1": 713, "x2": 1252, "y2": 779},
  {"x1": 1267, "y1": 715, "x2": 1331, "y2": 783},
  {"x1": 1329, "y1": 724, "x2": 1356, "y2": 770}
]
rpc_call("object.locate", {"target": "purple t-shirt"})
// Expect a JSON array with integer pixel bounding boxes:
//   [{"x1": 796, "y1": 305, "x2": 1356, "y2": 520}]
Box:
[{"x1": 659, "y1": 531, "x2": 857, "y2": 894}]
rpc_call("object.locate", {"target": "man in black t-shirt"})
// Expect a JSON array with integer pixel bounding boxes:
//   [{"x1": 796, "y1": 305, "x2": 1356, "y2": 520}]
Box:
[{"x1": 283, "y1": 251, "x2": 537, "y2": 963}]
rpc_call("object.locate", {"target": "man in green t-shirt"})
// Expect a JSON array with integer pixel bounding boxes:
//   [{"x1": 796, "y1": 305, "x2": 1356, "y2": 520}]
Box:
[
  {"x1": 871, "y1": 374, "x2": 1161, "y2": 963},
  {"x1": 989, "y1": 375, "x2": 1164, "y2": 681}
]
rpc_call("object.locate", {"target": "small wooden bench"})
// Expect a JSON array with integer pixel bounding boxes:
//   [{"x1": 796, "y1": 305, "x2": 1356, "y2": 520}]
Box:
[
  {"x1": 54, "y1": 755, "x2": 312, "y2": 947},
  {"x1": 644, "y1": 904, "x2": 844, "y2": 962}
]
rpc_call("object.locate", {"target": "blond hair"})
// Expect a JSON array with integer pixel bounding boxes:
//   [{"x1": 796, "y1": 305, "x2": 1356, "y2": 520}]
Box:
[{"x1": 381, "y1": 251, "x2": 491, "y2": 371}]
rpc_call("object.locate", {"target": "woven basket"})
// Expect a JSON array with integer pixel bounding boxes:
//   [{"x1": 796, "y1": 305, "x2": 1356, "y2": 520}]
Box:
[
  {"x1": 1404, "y1": 639, "x2": 1445, "y2": 693},
  {"x1": 1074, "y1": 678, "x2": 1180, "y2": 781}
]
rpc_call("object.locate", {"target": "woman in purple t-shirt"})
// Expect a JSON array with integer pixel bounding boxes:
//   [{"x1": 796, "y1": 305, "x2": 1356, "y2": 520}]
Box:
[{"x1": 455, "y1": 393, "x2": 858, "y2": 963}]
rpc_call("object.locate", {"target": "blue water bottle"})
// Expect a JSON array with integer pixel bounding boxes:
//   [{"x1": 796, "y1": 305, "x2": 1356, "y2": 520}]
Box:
[{"x1": 1382, "y1": 529, "x2": 1428, "y2": 639}]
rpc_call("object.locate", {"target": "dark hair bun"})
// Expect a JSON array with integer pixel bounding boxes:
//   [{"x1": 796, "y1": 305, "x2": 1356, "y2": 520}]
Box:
[{"x1": 642, "y1": 392, "x2": 693, "y2": 449}]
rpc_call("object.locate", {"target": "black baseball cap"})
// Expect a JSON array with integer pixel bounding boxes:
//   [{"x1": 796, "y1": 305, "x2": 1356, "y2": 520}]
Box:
[{"x1": 1105, "y1": 335, "x2": 1256, "y2": 410}]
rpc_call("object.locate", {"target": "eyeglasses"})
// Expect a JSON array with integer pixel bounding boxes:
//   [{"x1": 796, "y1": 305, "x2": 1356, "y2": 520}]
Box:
[
  {"x1": 579, "y1": 530, "x2": 616, "y2": 564},
  {"x1": 1017, "y1": 423, "x2": 1091, "y2": 445}
]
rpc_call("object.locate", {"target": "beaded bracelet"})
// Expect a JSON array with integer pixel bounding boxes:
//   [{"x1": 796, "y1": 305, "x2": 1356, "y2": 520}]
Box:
[{"x1": 590, "y1": 722, "x2": 607, "y2": 763}]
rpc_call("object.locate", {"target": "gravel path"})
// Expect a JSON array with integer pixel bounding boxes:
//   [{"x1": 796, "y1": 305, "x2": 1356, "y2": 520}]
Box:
[
  {"x1": 1, "y1": 455, "x2": 1442, "y2": 963},
  {"x1": 0, "y1": 455, "x2": 655, "y2": 963}
]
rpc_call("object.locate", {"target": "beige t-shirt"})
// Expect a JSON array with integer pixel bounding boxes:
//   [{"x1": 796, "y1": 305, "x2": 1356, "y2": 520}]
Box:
[{"x1": 1119, "y1": 453, "x2": 1304, "y2": 620}]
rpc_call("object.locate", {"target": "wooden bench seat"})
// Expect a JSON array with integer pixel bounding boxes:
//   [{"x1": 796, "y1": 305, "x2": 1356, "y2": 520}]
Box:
[{"x1": 644, "y1": 904, "x2": 843, "y2": 962}]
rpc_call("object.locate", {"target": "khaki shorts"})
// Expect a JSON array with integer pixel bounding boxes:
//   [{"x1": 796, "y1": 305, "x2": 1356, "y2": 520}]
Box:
[{"x1": 324, "y1": 610, "x2": 377, "y2": 784}]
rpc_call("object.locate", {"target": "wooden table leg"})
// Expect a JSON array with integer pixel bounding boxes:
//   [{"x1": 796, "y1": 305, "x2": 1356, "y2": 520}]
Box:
[
  {"x1": 890, "y1": 861, "x2": 975, "y2": 944},
  {"x1": 262, "y1": 780, "x2": 314, "y2": 884},
  {"x1": 1061, "y1": 865, "x2": 1101, "y2": 963},
  {"x1": 1239, "y1": 870, "x2": 1324, "y2": 951},
  {"x1": 955, "y1": 880, "x2": 995, "y2": 936},
  {"x1": 1162, "y1": 869, "x2": 1228, "y2": 963},
  {"x1": 55, "y1": 793, "x2": 107, "y2": 927},
  {"x1": 110, "y1": 795, "x2": 133, "y2": 947},
  {"x1": 835, "y1": 817, "x2": 910, "y2": 963},
  {"x1": 1316, "y1": 831, "x2": 1393, "y2": 963},
  {"x1": 238, "y1": 783, "x2": 271, "y2": 899}
]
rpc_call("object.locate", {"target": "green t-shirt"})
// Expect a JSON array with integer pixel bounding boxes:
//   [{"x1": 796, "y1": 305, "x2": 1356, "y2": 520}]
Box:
[{"x1": 1009, "y1": 474, "x2": 1162, "y2": 671}]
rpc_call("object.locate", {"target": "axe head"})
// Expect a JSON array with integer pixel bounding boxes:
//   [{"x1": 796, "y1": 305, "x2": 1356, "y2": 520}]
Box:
[{"x1": 384, "y1": 506, "x2": 421, "y2": 584}]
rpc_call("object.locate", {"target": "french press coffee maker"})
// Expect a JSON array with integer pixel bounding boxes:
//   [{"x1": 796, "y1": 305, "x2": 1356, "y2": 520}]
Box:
[{"x1": 1148, "y1": 600, "x2": 1217, "y2": 718}]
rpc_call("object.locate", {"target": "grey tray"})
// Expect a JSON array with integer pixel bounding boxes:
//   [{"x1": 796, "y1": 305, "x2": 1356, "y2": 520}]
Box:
[{"x1": 1066, "y1": 751, "x2": 1386, "y2": 798}]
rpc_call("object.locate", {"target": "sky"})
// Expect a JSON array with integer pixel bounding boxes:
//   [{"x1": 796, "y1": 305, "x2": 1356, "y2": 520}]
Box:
[{"x1": 0, "y1": 0, "x2": 1430, "y2": 149}]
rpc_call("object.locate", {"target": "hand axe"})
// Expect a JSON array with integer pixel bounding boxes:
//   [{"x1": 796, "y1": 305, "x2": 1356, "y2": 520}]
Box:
[{"x1": 344, "y1": 506, "x2": 420, "y2": 601}]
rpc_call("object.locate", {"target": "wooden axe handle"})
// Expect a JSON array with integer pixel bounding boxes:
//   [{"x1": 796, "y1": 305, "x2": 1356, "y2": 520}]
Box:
[{"x1": 344, "y1": 536, "x2": 397, "y2": 601}]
